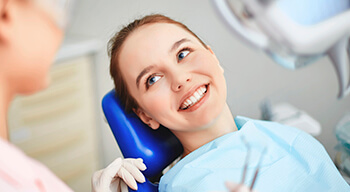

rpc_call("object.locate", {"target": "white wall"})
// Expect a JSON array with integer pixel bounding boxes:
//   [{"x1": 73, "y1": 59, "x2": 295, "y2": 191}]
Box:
[{"x1": 66, "y1": 0, "x2": 350, "y2": 167}]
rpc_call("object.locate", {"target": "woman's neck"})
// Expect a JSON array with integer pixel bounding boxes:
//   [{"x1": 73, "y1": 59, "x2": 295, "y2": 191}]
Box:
[
  {"x1": 175, "y1": 103, "x2": 237, "y2": 157},
  {"x1": 0, "y1": 81, "x2": 11, "y2": 141}
]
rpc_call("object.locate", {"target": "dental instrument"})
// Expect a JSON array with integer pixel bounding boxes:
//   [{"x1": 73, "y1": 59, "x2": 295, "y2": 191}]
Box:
[{"x1": 238, "y1": 136, "x2": 266, "y2": 192}]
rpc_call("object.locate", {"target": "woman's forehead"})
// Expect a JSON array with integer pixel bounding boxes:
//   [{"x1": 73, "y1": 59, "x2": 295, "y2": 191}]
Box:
[
  {"x1": 118, "y1": 23, "x2": 197, "y2": 88},
  {"x1": 127, "y1": 23, "x2": 198, "y2": 49},
  {"x1": 119, "y1": 23, "x2": 198, "y2": 68}
]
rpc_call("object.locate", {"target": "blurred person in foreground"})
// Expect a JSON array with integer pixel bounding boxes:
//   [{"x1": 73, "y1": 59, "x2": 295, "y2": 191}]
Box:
[{"x1": 0, "y1": 1, "x2": 146, "y2": 191}]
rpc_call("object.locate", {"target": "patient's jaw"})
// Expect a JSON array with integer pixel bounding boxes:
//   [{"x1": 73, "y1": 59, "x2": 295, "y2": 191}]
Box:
[{"x1": 118, "y1": 23, "x2": 237, "y2": 154}]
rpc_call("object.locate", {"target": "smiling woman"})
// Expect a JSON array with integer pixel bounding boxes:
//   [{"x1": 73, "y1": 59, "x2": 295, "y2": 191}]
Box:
[
  {"x1": 109, "y1": 15, "x2": 207, "y2": 114},
  {"x1": 110, "y1": 16, "x2": 233, "y2": 158},
  {"x1": 107, "y1": 14, "x2": 350, "y2": 192}
]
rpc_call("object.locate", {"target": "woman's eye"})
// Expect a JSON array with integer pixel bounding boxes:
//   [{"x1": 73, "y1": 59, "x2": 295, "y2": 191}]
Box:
[
  {"x1": 178, "y1": 50, "x2": 190, "y2": 61},
  {"x1": 147, "y1": 75, "x2": 161, "y2": 86}
]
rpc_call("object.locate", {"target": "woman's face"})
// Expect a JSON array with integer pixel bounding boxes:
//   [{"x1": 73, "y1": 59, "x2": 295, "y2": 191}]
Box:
[
  {"x1": 119, "y1": 23, "x2": 227, "y2": 133},
  {"x1": 5, "y1": 1, "x2": 63, "y2": 94}
]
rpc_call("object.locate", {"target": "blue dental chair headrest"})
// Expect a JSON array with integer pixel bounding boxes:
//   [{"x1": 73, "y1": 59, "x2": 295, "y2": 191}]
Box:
[{"x1": 102, "y1": 90, "x2": 184, "y2": 191}]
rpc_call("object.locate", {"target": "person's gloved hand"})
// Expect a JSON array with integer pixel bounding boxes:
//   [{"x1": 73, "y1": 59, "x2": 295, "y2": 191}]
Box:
[
  {"x1": 225, "y1": 181, "x2": 257, "y2": 192},
  {"x1": 211, "y1": 181, "x2": 258, "y2": 192},
  {"x1": 92, "y1": 157, "x2": 147, "y2": 192}
]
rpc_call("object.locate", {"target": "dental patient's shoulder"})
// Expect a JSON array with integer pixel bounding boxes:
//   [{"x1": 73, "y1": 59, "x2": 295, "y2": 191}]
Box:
[
  {"x1": 254, "y1": 118, "x2": 323, "y2": 147},
  {"x1": 235, "y1": 115, "x2": 302, "y2": 134},
  {"x1": 235, "y1": 115, "x2": 309, "y2": 144}
]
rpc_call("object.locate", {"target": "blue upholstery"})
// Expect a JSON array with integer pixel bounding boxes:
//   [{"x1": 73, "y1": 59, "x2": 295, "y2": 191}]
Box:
[{"x1": 102, "y1": 90, "x2": 183, "y2": 191}]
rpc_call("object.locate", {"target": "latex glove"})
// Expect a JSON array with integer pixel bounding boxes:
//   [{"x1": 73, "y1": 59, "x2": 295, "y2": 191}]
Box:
[
  {"x1": 211, "y1": 181, "x2": 258, "y2": 192},
  {"x1": 92, "y1": 157, "x2": 147, "y2": 192},
  {"x1": 225, "y1": 181, "x2": 257, "y2": 192}
]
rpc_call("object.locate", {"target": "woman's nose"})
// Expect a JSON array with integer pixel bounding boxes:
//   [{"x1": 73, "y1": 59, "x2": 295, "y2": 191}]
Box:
[{"x1": 171, "y1": 72, "x2": 192, "y2": 91}]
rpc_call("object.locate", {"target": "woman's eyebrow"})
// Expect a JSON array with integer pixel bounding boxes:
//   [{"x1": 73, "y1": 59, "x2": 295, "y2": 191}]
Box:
[
  {"x1": 136, "y1": 65, "x2": 155, "y2": 89},
  {"x1": 169, "y1": 38, "x2": 191, "y2": 53}
]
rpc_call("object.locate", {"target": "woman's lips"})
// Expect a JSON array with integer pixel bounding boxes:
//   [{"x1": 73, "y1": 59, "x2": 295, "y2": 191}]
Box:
[{"x1": 179, "y1": 84, "x2": 209, "y2": 111}]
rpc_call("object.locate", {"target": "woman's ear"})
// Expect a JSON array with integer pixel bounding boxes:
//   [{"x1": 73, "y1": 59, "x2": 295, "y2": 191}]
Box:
[
  {"x1": 133, "y1": 108, "x2": 160, "y2": 130},
  {"x1": 0, "y1": 0, "x2": 9, "y2": 15},
  {"x1": 0, "y1": 0, "x2": 11, "y2": 43},
  {"x1": 207, "y1": 45, "x2": 224, "y2": 73}
]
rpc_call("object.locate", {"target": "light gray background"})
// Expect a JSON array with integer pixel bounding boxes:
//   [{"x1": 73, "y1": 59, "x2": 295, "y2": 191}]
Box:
[{"x1": 66, "y1": 0, "x2": 350, "y2": 166}]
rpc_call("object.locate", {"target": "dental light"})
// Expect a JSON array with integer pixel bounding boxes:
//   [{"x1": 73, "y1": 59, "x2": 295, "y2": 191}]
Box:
[{"x1": 211, "y1": 0, "x2": 350, "y2": 98}]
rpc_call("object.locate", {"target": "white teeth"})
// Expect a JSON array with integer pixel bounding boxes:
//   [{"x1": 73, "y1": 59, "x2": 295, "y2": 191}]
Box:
[
  {"x1": 190, "y1": 96, "x2": 196, "y2": 103},
  {"x1": 194, "y1": 92, "x2": 200, "y2": 100},
  {"x1": 180, "y1": 85, "x2": 207, "y2": 110}
]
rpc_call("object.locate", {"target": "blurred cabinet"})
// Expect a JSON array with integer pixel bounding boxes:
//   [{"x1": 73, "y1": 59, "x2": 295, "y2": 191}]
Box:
[{"x1": 8, "y1": 53, "x2": 100, "y2": 192}]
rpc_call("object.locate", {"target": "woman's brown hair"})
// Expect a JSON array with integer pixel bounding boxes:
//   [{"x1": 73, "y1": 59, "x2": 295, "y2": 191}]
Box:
[{"x1": 108, "y1": 14, "x2": 207, "y2": 113}]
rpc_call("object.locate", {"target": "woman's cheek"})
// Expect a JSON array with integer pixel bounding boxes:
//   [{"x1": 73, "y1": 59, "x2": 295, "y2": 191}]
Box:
[
  {"x1": 145, "y1": 91, "x2": 170, "y2": 113},
  {"x1": 192, "y1": 53, "x2": 214, "y2": 71}
]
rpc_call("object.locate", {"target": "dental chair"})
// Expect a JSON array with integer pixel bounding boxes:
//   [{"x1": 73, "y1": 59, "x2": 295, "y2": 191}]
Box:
[{"x1": 102, "y1": 90, "x2": 184, "y2": 192}]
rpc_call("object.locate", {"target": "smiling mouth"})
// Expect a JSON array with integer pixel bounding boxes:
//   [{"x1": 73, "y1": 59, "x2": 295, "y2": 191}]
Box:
[{"x1": 179, "y1": 84, "x2": 208, "y2": 110}]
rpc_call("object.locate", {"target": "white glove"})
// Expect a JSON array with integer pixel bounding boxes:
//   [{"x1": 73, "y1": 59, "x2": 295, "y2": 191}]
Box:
[
  {"x1": 211, "y1": 181, "x2": 258, "y2": 192},
  {"x1": 92, "y1": 157, "x2": 147, "y2": 192},
  {"x1": 225, "y1": 181, "x2": 257, "y2": 192}
]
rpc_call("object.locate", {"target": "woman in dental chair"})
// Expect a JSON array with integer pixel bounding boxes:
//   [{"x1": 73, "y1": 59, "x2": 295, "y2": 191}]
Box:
[{"x1": 101, "y1": 14, "x2": 350, "y2": 192}]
